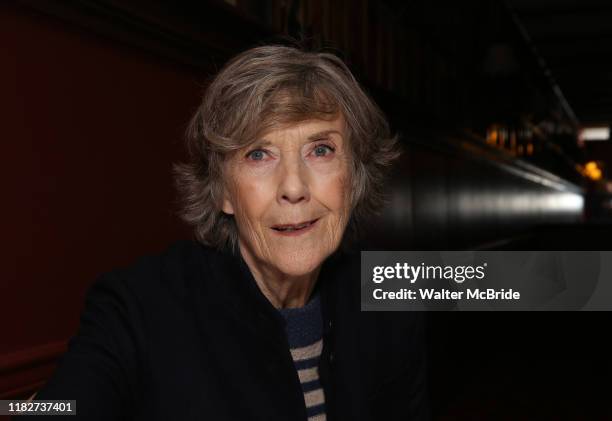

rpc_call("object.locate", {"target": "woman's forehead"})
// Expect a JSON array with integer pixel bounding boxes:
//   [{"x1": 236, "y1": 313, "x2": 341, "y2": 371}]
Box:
[{"x1": 256, "y1": 115, "x2": 347, "y2": 143}]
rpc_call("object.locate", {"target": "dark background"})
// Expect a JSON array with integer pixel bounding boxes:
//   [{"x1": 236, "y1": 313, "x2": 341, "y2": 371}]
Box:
[{"x1": 1, "y1": 1, "x2": 611, "y2": 418}]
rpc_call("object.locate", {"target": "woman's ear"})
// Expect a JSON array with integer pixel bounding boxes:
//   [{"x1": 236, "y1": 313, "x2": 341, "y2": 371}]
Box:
[
  {"x1": 221, "y1": 189, "x2": 235, "y2": 215},
  {"x1": 219, "y1": 162, "x2": 235, "y2": 215}
]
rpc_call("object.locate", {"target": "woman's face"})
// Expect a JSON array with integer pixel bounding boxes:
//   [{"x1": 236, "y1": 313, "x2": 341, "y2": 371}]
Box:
[{"x1": 222, "y1": 114, "x2": 351, "y2": 277}]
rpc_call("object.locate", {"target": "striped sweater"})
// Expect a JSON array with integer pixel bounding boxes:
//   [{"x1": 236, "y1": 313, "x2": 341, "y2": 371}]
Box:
[{"x1": 278, "y1": 293, "x2": 326, "y2": 421}]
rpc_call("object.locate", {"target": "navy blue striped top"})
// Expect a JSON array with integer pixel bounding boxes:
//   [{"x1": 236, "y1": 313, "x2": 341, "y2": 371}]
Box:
[{"x1": 278, "y1": 293, "x2": 326, "y2": 421}]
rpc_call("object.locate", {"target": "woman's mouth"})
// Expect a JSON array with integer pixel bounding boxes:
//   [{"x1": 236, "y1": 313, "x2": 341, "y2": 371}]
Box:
[{"x1": 271, "y1": 218, "x2": 319, "y2": 236}]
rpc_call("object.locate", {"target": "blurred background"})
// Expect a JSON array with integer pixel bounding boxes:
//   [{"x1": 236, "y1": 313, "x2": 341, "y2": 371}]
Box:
[{"x1": 1, "y1": 0, "x2": 611, "y2": 418}]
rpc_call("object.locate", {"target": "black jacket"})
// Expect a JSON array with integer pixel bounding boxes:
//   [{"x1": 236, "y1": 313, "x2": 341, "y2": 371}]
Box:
[{"x1": 31, "y1": 241, "x2": 429, "y2": 420}]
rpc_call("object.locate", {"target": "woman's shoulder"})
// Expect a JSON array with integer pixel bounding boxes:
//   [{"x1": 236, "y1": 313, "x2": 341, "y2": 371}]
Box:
[{"x1": 92, "y1": 240, "x2": 217, "y2": 309}]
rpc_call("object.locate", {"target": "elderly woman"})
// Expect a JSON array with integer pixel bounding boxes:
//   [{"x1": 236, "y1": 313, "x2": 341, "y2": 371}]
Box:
[{"x1": 31, "y1": 45, "x2": 428, "y2": 420}]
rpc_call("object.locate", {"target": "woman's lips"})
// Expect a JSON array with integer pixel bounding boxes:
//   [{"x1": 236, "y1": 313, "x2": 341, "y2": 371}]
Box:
[{"x1": 271, "y1": 218, "x2": 319, "y2": 236}]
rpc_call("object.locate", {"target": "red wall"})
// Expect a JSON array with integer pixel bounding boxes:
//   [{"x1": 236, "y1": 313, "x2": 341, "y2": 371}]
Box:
[{"x1": 0, "y1": 4, "x2": 202, "y2": 397}]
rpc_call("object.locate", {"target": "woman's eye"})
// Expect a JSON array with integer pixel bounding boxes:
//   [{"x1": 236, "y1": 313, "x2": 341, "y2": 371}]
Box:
[
  {"x1": 246, "y1": 149, "x2": 266, "y2": 161},
  {"x1": 313, "y1": 144, "x2": 334, "y2": 157}
]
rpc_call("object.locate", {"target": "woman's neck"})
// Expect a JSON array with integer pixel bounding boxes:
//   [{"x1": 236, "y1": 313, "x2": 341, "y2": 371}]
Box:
[{"x1": 238, "y1": 242, "x2": 320, "y2": 309}]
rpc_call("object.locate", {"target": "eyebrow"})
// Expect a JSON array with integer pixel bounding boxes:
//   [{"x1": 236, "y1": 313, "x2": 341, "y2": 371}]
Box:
[{"x1": 308, "y1": 129, "x2": 343, "y2": 140}]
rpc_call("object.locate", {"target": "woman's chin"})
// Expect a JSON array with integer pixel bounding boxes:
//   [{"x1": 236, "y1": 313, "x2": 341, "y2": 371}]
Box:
[{"x1": 273, "y1": 251, "x2": 326, "y2": 278}]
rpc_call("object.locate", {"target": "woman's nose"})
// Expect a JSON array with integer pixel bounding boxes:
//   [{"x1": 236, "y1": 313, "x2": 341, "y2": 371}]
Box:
[{"x1": 277, "y1": 158, "x2": 310, "y2": 204}]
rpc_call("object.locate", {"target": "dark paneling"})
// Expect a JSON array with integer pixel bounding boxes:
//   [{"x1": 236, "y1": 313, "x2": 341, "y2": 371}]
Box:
[
  {"x1": 0, "y1": 1, "x2": 200, "y2": 382},
  {"x1": 361, "y1": 136, "x2": 584, "y2": 250},
  {"x1": 14, "y1": 0, "x2": 274, "y2": 70}
]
